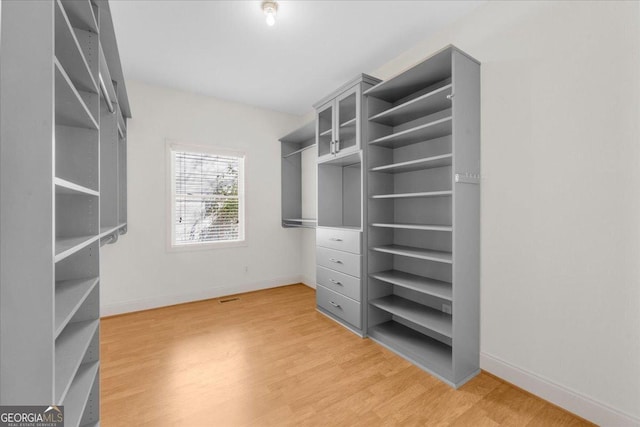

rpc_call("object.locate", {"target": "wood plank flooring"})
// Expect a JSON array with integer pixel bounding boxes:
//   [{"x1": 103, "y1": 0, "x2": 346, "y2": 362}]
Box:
[{"x1": 101, "y1": 284, "x2": 593, "y2": 426}]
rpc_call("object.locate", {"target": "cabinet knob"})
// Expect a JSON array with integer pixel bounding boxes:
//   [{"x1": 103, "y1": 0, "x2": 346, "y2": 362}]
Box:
[
  {"x1": 329, "y1": 258, "x2": 342, "y2": 264},
  {"x1": 329, "y1": 301, "x2": 341, "y2": 308}
]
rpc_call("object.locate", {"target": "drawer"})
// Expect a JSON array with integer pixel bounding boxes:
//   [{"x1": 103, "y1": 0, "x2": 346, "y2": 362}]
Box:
[
  {"x1": 317, "y1": 246, "x2": 361, "y2": 278},
  {"x1": 317, "y1": 285, "x2": 361, "y2": 328},
  {"x1": 317, "y1": 266, "x2": 361, "y2": 301},
  {"x1": 317, "y1": 228, "x2": 361, "y2": 254}
]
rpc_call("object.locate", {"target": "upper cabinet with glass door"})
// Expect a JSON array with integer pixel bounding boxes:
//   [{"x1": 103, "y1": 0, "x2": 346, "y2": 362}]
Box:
[{"x1": 315, "y1": 74, "x2": 381, "y2": 164}]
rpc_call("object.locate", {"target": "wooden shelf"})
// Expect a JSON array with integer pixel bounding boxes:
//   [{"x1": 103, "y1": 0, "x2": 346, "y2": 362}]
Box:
[
  {"x1": 368, "y1": 321, "x2": 452, "y2": 380},
  {"x1": 62, "y1": 361, "x2": 99, "y2": 425},
  {"x1": 55, "y1": 235, "x2": 99, "y2": 263},
  {"x1": 55, "y1": 319, "x2": 99, "y2": 403},
  {"x1": 371, "y1": 295, "x2": 452, "y2": 338},
  {"x1": 370, "y1": 84, "x2": 452, "y2": 127},
  {"x1": 55, "y1": 0, "x2": 97, "y2": 94},
  {"x1": 370, "y1": 270, "x2": 452, "y2": 301},
  {"x1": 371, "y1": 190, "x2": 452, "y2": 199},
  {"x1": 55, "y1": 59, "x2": 98, "y2": 130},
  {"x1": 55, "y1": 177, "x2": 99, "y2": 197},
  {"x1": 371, "y1": 244, "x2": 452, "y2": 264},
  {"x1": 370, "y1": 154, "x2": 452, "y2": 174},
  {"x1": 59, "y1": 0, "x2": 98, "y2": 33},
  {"x1": 369, "y1": 117, "x2": 452, "y2": 149},
  {"x1": 55, "y1": 277, "x2": 99, "y2": 338},
  {"x1": 371, "y1": 223, "x2": 452, "y2": 232}
]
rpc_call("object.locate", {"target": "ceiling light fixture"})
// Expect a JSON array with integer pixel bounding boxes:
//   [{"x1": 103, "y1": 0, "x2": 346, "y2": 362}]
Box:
[{"x1": 262, "y1": 1, "x2": 278, "y2": 27}]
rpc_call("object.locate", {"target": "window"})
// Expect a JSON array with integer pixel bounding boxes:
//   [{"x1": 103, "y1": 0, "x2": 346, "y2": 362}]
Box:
[{"x1": 169, "y1": 143, "x2": 245, "y2": 249}]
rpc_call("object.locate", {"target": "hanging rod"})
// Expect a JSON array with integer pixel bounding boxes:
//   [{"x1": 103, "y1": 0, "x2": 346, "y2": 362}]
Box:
[{"x1": 282, "y1": 144, "x2": 317, "y2": 158}]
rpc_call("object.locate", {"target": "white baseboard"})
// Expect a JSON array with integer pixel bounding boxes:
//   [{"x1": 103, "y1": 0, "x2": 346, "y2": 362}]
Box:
[
  {"x1": 481, "y1": 352, "x2": 640, "y2": 427},
  {"x1": 101, "y1": 275, "x2": 304, "y2": 317},
  {"x1": 300, "y1": 275, "x2": 315, "y2": 289}
]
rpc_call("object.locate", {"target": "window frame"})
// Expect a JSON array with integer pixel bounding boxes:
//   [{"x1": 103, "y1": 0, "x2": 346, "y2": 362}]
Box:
[{"x1": 166, "y1": 141, "x2": 247, "y2": 252}]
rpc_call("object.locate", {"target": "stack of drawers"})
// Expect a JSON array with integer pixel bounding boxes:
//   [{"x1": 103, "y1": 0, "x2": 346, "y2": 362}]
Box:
[{"x1": 315, "y1": 228, "x2": 362, "y2": 332}]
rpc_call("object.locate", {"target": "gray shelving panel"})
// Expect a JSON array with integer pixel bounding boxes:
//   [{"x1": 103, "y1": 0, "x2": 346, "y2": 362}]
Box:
[
  {"x1": 281, "y1": 121, "x2": 316, "y2": 228},
  {"x1": 365, "y1": 46, "x2": 480, "y2": 388},
  {"x1": 62, "y1": 362, "x2": 100, "y2": 427},
  {"x1": 370, "y1": 153, "x2": 452, "y2": 174},
  {"x1": 371, "y1": 223, "x2": 452, "y2": 232},
  {"x1": 370, "y1": 270, "x2": 452, "y2": 301},
  {"x1": 60, "y1": 0, "x2": 99, "y2": 33},
  {"x1": 369, "y1": 83, "x2": 452, "y2": 127},
  {"x1": 55, "y1": 60, "x2": 99, "y2": 130},
  {"x1": 55, "y1": 319, "x2": 99, "y2": 403},
  {"x1": 371, "y1": 244, "x2": 452, "y2": 264},
  {"x1": 0, "y1": 2, "x2": 129, "y2": 420},
  {"x1": 55, "y1": 0, "x2": 98, "y2": 94},
  {"x1": 369, "y1": 116, "x2": 452, "y2": 148},
  {"x1": 368, "y1": 322, "x2": 453, "y2": 381},
  {"x1": 370, "y1": 295, "x2": 452, "y2": 338},
  {"x1": 55, "y1": 278, "x2": 99, "y2": 337}
]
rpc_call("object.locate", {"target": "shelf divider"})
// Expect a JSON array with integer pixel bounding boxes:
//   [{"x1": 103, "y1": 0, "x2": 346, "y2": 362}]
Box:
[{"x1": 371, "y1": 223, "x2": 452, "y2": 232}]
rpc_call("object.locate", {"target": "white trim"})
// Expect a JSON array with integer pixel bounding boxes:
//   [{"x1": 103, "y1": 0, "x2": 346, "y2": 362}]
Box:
[
  {"x1": 481, "y1": 352, "x2": 640, "y2": 427},
  {"x1": 100, "y1": 276, "x2": 305, "y2": 317},
  {"x1": 165, "y1": 140, "x2": 247, "y2": 252},
  {"x1": 300, "y1": 275, "x2": 316, "y2": 289}
]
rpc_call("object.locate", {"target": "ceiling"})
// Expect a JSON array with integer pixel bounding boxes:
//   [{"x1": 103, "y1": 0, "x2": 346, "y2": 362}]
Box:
[{"x1": 110, "y1": 1, "x2": 483, "y2": 115}]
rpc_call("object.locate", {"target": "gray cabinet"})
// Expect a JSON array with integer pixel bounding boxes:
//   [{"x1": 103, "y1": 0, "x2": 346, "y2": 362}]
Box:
[
  {"x1": 0, "y1": 1, "x2": 130, "y2": 423},
  {"x1": 280, "y1": 121, "x2": 316, "y2": 228},
  {"x1": 314, "y1": 75, "x2": 380, "y2": 336},
  {"x1": 365, "y1": 45, "x2": 480, "y2": 388}
]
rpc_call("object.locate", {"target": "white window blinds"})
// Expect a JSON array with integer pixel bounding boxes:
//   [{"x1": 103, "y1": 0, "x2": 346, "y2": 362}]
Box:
[{"x1": 171, "y1": 147, "x2": 245, "y2": 247}]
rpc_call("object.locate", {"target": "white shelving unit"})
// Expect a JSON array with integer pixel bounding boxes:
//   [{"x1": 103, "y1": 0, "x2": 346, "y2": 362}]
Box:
[
  {"x1": 0, "y1": 1, "x2": 130, "y2": 423},
  {"x1": 365, "y1": 45, "x2": 480, "y2": 388}
]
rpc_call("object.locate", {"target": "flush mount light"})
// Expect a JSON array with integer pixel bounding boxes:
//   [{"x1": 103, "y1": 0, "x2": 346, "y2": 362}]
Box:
[{"x1": 262, "y1": 1, "x2": 278, "y2": 27}]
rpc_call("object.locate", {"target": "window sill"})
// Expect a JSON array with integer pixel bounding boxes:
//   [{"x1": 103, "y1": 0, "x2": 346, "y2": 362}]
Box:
[{"x1": 167, "y1": 239, "x2": 247, "y2": 253}]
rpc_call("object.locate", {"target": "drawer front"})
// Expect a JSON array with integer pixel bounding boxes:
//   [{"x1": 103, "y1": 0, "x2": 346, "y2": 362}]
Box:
[
  {"x1": 316, "y1": 266, "x2": 361, "y2": 301},
  {"x1": 316, "y1": 228, "x2": 361, "y2": 254},
  {"x1": 317, "y1": 285, "x2": 361, "y2": 328},
  {"x1": 317, "y1": 246, "x2": 361, "y2": 278}
]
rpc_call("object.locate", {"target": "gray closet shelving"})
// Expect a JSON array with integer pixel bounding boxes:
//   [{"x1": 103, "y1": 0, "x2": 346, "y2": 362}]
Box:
[
  {"x1": 281, "y1": 121, "x2": 316, "y2": 228},
  {"x1": 365, "y1": 46, "x2": 480, "y2": 388},
  {"x1": 0, "y1": 1, "x2": 130, "y2": 423},
  {"x1": 314, "y1": 74, "x2": 381, "y2": 336}
]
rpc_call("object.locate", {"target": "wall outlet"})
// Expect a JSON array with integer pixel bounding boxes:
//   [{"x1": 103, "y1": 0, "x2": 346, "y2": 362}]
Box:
[{"x1": 442, "y1": 304, "x2": 452, "y2": 314}]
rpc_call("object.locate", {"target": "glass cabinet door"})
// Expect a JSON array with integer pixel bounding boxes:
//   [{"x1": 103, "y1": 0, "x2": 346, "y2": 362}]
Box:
[
  {"x1": 335, "y1": 86, "x2": 359, "y2": 155},
  {"x1": 317, "y1": 102, "x2": 334, "y2": 160}
]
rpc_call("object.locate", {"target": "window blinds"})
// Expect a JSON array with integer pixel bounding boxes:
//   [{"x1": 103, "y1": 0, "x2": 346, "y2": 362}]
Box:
[{"x1": 173, "y1": 150, "x2": 243, "y2": 245}]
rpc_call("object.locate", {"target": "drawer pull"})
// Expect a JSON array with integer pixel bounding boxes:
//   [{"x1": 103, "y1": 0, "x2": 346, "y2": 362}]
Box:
[
  {"x1": 329, "y1": 301, "x2": 341, "y2": 308},
  {"x1": 329, "y1": 237, "x2": 343, "y2": 242},
  {"x1": 329, "y1": 258, "x2": 342, "y2": 264},
  {"x1": 329, "y1": 278, "x2": 342, "y2": 285}
]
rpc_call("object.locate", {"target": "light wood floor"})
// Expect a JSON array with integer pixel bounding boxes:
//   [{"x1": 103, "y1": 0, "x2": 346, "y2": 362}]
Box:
[{"x1": 101, "y1": 284, "x2": 592, "y2": 426}]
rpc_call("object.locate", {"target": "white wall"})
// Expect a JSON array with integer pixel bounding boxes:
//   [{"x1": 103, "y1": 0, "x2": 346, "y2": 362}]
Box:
[
  {"x1": 368, "y1": 1, "x2": 640, "y2": 424},
  {"x1": 100, "y1": 80, "x2": 304, "y2": 315}
]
